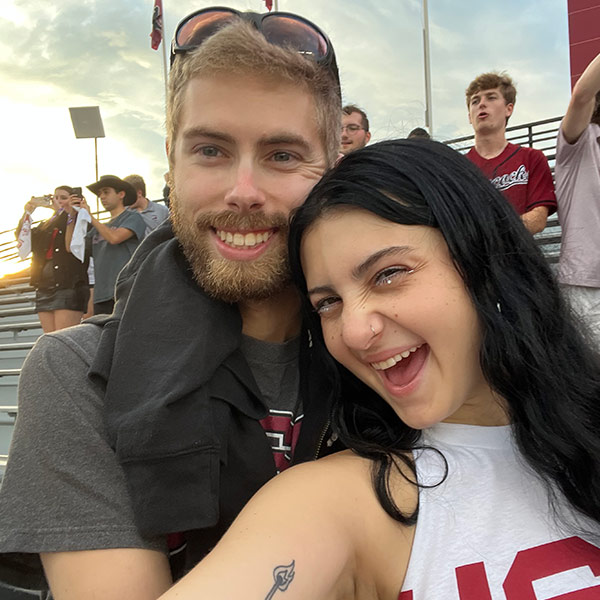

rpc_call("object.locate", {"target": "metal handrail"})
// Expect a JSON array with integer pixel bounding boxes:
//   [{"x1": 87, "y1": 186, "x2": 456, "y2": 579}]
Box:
[{"x1": 443, "y1": 115, "x2": 562, "y2": 147}]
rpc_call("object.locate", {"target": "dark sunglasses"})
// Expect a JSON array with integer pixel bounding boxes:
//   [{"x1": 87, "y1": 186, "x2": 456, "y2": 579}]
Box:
[{"x1": 170, "y1": 6, "x2": 339, "y2": 86}]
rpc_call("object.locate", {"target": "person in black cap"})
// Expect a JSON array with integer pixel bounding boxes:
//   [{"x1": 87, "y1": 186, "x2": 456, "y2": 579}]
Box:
[{"x1": 74, "y1": 174, "x2": 146, "y2": 314}]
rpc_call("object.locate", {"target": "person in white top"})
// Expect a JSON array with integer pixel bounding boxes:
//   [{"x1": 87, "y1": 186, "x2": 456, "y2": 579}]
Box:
[
  {"x1": 555, "y1": 51, "x2": 600, "y2": 347},
  {"x1": 159, "y1": 140, "x2": 600, "y2": 600}
]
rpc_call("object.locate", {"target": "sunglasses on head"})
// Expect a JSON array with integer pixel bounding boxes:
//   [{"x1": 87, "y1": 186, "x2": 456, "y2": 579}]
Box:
[{"x1": 171, "y1": 6, "x2": 339, "y2": 86}]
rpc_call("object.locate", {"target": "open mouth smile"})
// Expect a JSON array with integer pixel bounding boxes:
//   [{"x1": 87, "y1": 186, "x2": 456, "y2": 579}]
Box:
[
  {"x1": 370, "y1": 344, "x2": 423, "y2": 370},
  {"x1": 370, "y1": 343, "x2": 429, "y2": 391},
  {"x1": 213, "y1": 228, "x2": 276, "y2": 249}
]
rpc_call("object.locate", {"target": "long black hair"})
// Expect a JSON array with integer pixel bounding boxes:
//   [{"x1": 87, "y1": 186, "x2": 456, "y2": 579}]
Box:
[{"x1": 288, "y1": 139, "x2": 600, "y2": 527}]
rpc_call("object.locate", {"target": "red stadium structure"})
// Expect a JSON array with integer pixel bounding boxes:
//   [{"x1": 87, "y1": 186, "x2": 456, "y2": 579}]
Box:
[{"x1": 568, "y1": 0, "x2": 600, "y2": 87}]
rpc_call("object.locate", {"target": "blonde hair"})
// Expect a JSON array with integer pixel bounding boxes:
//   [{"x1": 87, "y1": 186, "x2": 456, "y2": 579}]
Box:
[
  {"x1": 167, "y1": 20, "x2": 341, "y2": 167},
  {"x1": 124, "y1": 174, "x2": 146, "y2": 196}
]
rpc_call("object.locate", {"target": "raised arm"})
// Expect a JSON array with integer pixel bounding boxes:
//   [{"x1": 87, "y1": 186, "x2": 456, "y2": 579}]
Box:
[
  {"x1": 64, "y1": 194, "x2": 80, "y2": 253},
  {"x1": 562, "y1": 52, "x2": 600, "y2": 143},
  {"x1": 15, "y1": 200, "x2": 36, "y2": 238},
  {"x1": 79, "y1": 198, "x2": 135, "y2": 245}
]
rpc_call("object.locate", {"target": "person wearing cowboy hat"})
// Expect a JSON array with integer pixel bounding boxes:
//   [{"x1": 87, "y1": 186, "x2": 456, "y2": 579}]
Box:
[{"x1": 70, "y1": 174, "x2": 146, "y2": 315}]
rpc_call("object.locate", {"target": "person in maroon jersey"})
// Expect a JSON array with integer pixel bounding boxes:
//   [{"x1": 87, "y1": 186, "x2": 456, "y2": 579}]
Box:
[{"x1": 465, "y1": 71, "x2": 556, "y2": 234}]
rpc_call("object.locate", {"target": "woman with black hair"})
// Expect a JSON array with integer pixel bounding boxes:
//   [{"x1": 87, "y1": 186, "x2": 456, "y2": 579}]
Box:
[
  {"x1": 159, "y1": 140, "x2": 600, "y2": 600},
  {"x1": 16, "y1": 186, "x2": 89, "y2": 333}
]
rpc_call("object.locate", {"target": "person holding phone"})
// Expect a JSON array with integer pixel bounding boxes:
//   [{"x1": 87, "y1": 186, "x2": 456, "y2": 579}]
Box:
[
  {"x1": 15, "y1": 186, "x2": 89, "y2": 333},
  {"x1": 68, "y1": 175, "x2": 146, "y2": 315}
]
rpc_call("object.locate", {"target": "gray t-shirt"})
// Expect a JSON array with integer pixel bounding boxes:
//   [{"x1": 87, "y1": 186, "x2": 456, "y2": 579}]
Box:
[
  {"x1": 89, "y1": 210, "x2": 146, "y2": 303},
  {"x1": 0, "y1": 325, "x2": 164, "y2": 588},
  {"x1": 555, "y1": 123, "x2": 600, "y2": 287},
  {"x1": 137, "y1": 201, "x2": 169, "y2": 236},
  {"x1": 240, "y1": 335, "x2": 301, "y2": 472}
]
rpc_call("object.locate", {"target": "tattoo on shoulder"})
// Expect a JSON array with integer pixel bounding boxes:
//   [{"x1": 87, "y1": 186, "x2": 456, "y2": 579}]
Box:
[{"x1": 265, "y1": 560, "x2": 295, "y2": 599}]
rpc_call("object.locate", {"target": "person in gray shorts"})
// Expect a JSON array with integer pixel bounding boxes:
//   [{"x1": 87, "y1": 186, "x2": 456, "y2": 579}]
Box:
[{"x1": 0, "y1": 6, "x2": 342, "y2": 599}]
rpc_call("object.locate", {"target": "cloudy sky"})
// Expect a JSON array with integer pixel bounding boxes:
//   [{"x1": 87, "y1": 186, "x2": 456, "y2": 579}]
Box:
[{"x1": 2, "y1": 0, "x2": 571, "y2": 245}]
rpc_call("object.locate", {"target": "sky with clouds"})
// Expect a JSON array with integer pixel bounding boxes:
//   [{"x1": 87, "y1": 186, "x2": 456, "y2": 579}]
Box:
[{"x1": 1, "y1": 0, "x2": 571, "y2": 243}]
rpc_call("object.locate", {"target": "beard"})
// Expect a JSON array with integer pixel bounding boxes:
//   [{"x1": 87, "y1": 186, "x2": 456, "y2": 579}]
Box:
[{"x1": 170, "y1": 192, "x2": 292, "y2": 304}]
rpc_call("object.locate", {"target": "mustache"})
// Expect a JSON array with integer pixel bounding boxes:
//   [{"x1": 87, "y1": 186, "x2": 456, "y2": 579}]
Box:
[{"x1": 194, "y1": 211, "x2": 289, "y2": 231}]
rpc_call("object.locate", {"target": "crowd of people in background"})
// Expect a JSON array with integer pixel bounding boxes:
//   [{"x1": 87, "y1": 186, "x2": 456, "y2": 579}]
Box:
[
  {"x1": 16, "y1": 174, "x2": 169, "y2": 328},
  {"x1": 1, "y1": 6, "x2": 599, "y2": 598}
]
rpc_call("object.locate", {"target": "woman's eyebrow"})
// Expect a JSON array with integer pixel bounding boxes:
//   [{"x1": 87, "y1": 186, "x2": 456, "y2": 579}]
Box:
[
  {"x1": 307, "y1": 284, "x2": 335, "y2": 296},
  {"x1": 352, "y1": 246, "x2": 413, "y2": 279}
]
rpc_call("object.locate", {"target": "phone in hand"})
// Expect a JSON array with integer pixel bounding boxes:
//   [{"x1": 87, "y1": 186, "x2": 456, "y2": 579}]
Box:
[{"x1": 72, "y1": 187, "x2": 82, "y2": 197}]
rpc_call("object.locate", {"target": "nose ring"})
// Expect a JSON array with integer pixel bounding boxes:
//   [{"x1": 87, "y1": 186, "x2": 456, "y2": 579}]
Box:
[{"x1": 370, "y1": 324, "x2": 377, "y2": 336}]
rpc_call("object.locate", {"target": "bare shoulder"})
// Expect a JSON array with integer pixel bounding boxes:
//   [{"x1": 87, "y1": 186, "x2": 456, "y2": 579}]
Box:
[{"x1": 273, "y1": 450, "x2": 417, "y2": 513}]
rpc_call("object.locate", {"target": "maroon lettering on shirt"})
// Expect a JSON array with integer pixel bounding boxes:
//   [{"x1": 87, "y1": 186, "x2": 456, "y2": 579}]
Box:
[{"x1": 400, "y1": 536, "x2": 600, "y2": 599}]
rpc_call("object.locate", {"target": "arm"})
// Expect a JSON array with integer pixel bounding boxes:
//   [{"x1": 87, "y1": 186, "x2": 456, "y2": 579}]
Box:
[
  {"x1": 523, "y1": 149, "x2": 555, "y2": 230},
  {"x1": 159, "y1": 454, "x2": 414, "y2": 600},
  {"x1": 80, "y1": 198, "x2": 135, "y2": 245},
  {"x1": 64, "y1": 195, "x2": 79, "y2": 253},
  {"x1": 561, "y1": 52, "x2": 600, "y2": 143},
  {"x1": 159, "y1": 460, "x2": 359, "y2": 600},
  {"x1": 521, "y1": 205, "x2": 548, "y2": 234},
  {"x1": 42, "y1": 549, "x2": 171, "y2": 600},
  {"x1": 15, "y1": 201, "x2": 36, "y2": 238},
  {"x1": 91, "y1": 219, "x2": 135, "y2": 245}
]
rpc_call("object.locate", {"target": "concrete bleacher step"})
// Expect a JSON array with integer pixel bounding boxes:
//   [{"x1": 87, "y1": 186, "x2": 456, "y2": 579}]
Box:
[
  {"x1": 0, "y1": 284, "x2": 33, "y2": 297},
  {"x1": 0, "y1": 294, "x2": 35, "y2": 307},
  {"x1": 0, "y1": 280, "x2": 31, "y2": 293},
  {"x1": 0, "y1": 307, "x2": 37, "y2": 319},
  {"x1": 0, "y1": 322, "x2": 42, "y2": 334},
  {"x1": 0, "y1": 342, "x2": 35, "y2": 352},
  {"x1": 0, "y1": 276, "x2": 42, "y2": 468}
]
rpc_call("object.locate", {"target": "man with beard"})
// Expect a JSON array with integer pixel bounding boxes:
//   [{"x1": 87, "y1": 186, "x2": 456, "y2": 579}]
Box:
[{"x1": 0, "y1": 8, "x2": 341, "y2": 600}]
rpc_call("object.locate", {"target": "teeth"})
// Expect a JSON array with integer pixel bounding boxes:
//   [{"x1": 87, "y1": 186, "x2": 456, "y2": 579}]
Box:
[
  {"x1": 370, "y1": 345, "x2": 422, "y2": 371},
  {"x1": 216, "y1": 230, "x2": 272, "y2": 248}
]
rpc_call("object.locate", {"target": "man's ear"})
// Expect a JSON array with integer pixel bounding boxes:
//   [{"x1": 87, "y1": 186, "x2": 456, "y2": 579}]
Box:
[
  {"x1": 505, "y1": 103, "x2": 514, "y2": 119},
  {"x1": 365, "y1": 131, "x2": 372, "y2": 144},
  {"x1": 165, "y1": 139, "x2": 170, "y2": 157}
]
